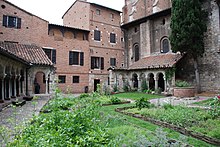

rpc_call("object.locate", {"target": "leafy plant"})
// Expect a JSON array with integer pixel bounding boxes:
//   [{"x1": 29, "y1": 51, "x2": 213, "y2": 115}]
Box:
[
  {"x1": 175, "y1": 80, "x2": 191, "y2": 87},
  {"x1": 209, "y1": 96, "x2": 220, "y2": 119},
  {"x1": 79, "y1": 93, "x2": 89, "y2": 98},
  {"x1": 110, "y1": 97, "x2": 121, "y2": 104},
  {"x1": 135, "y1": 97, "x2": 152, "y2": 110},
  {"x1": 113, "y1": 83, "x2": 118, "y2": 92},
  {"x1": 123, "y1": 81, "x2": 130, "y2": 92}
]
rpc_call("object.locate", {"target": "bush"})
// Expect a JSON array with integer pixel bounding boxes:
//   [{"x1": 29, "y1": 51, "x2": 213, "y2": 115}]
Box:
[
  {"x1": 123, "y1": 81, "x2": 130, "y2": 92},
  {"x1": 135, "y1": 97, "x2": 152, "y2": 110},
  {"x1": 175, "y1": 80, "x2": 191, "y2": 87},
  {"x1": 110, "y1": 97, "x2": 121, "y2": 104},
  {"x1": 113, "y1": 84, "x2": 118, "y2": 92},
  {"x1": 79, "y1": 93, "x2": 90, "y2": 98}
]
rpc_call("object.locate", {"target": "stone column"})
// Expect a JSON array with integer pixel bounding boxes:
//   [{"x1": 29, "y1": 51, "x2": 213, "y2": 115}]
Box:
[
  {"x1": 1, "y1": 79, "x2": 4, "y2": 100},
  {"x1": 45, "y1": 74, "x2": 48, "y2": 94},
  {"x1": 138, "y1": 77, "x2": 141, "y2": 91},
  {"x1": 155, "y1": 77, "x2": 158, "y2": 90},
  {"x1": 164, "y1": 77, "x2": 167, "y2": 92}
]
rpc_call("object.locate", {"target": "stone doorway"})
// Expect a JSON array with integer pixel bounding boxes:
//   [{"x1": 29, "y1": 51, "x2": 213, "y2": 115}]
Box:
[{"x1": 94, "y1": 79, "x2": 100, "y2": 92}]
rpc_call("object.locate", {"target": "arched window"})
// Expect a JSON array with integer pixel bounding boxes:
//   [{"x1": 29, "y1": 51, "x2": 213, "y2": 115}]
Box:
[
  {"x1": 161, "y1": 38, "x2": 170, "y2": 53},
  {"x1": 133, "y1": 44, "x2": 139, "y2": 61}
]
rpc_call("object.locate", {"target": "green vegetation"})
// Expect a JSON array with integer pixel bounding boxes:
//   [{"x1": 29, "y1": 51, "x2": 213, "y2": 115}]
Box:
[
  {"x1": 175, "y1": 80, "x2": 191, "y2": 87},
  {"x1": 7, "y1": 92, "x2": 214, "y2": 146},
  {"x1": 113, "y1": 92, "x2": 163, "y2": 100},
  {"x1": 125, "y1": 105, "x2": 220, "y2": 140}
]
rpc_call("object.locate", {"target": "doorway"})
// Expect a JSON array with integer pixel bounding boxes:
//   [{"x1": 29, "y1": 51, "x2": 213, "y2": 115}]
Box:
[{"x1": 94, "y1": 79, "x2": 100, "y2": 92}]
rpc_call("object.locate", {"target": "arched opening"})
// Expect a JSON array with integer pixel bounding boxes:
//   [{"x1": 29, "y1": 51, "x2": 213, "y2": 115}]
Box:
[
  {"x1": 158, "y1": 73, "x2": 165, "y2": 91},
  {"x1": 140, "y1": 73, "x2": 147, "y2": 91},
  {"x1": 132, "y1": 73, "x2": 138, "y2": 89},
  {"x1": 148, "y1": 73, "x2": 155, "y2": 90},
  {"x1": 34, "y1": 72, "x2": 46, "y2": 94},
  {"x1": 0, "y1": 65, "x2": 4, "y2": 100},
  {"x1": 133, "y1": 44, "x2": 140, "y2": 62},
  {"x1": 20, "y1": 69, "x2": 24, "y2": 94},
  {"x1": 161, "y1": 37, "x2": 170, "y2": 53}
]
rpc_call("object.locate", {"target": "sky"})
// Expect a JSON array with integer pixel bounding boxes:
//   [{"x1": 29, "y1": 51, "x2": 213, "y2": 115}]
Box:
[{"x1": 7, "y1": 0, "x2": 125, "y2": 25}]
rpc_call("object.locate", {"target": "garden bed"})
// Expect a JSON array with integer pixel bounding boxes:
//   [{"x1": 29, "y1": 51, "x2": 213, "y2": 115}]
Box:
[{"x1": 115, "y1": 106, "x2": 220, "y2": 146}]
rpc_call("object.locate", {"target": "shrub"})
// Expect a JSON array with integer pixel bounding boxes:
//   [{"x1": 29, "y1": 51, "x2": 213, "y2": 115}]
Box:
[
  {"x1": 163, "y1": 104, "x2": 174, "y2": 110},
  {"x1": 110, "y1": 97, "x2": 121, "y2": 104},
  {"x1": 175, "y1": 80, "x2": 191, "y2": 87},
  {"x1": 209, "y1": 97, "x2": 220, "y2": 119},
  {"x1": 79, "y1": 93, "x2": 90, "y2": 98},
  {"x1": 113, "y1": 84, "x2": 118, "y2": 92},
  {"x1": 135, "y1": 97, "x2": 152, "y2": 110},
  {"x1": 123, "y1": 81, "x2": 130, "y2": 92}
]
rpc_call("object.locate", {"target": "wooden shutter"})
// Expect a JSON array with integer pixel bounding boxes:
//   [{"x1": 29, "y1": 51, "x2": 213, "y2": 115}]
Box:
[
  {"x1": 80, "y1": 52, "x2": 84, "y2": 66},
  {"x1": 17, "y1": 18, "x2": 21, "y2": 29},
  {"x1": 52, "y1": 50, "x2": 56, "y2": 64},
  {"x1": 91, "y1": 57, "x2": 94, "y2": 69},
  {"x1": 3, "y1": 15, "x2": 7, "y2": 27},
  {"x1": 69, "y1": 51, "x2": 74, "y2": 65},
  {"x1": 101, "y1": 57, "x2": 104, "y2": 70}
]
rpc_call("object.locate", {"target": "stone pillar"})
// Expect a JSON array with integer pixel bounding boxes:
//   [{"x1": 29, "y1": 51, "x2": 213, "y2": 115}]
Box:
[
  {"x1": 138, "y1": 77, "x2": 141, "y2": 91},
  {"x1": 164, "y1": 77, "x2": 167, "y2": 92},
  {"x1": 45, "y1": 75, "x2": 48, "y2": 94},
  {"x1": 155, "y1": 77, "x2": 158, "y2": 90}
]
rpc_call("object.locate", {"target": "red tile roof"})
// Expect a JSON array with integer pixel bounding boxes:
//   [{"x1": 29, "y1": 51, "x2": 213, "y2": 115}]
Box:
[
  {"x1": 0, "y1": 42, "x2": 53, "y2": 66},
  {"x1": 129, "y1": 53, "x2": 182, "y2": 70}
]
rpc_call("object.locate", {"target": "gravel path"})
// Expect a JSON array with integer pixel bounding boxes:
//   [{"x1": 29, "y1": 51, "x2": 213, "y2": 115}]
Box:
[{"x1": 0, "y1": 95, "x2": 52, "y2": 145}]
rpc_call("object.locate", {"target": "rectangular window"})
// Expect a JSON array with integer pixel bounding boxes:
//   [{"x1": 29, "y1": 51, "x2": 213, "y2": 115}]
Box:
[
  {"x1": 96, "y1": 9, "x2": 101, "y2": 15},
  {"x1": 91, "y1": 57, "x2": 104, "y2": 70},
  {"x1": 110, "y1": 13, "x2": 114, "y2": 19},
  {"x1": 58, "y1": 75, "x2": 66, "y2": 83},
  {"x1": 73, "y1": 76, "x2": 80, "y2": 83},
  {"x1": 69, "y1": 51, "x2": 84, "y2": 66},
  {"x1": 110, "y1": 58, "x2": 116, "y2": 66},
  {"x1": 94, "y1": 30, "x2": 101, "y2": 41},
  {"x1": 43, "y1": 48, "x2": 56, "y2": 64},
  {"x1": 110, "y1": 33, "x2": 116, "y2": 43},
  {"x1": 3, "y1": 15, "x2": 21, "y2": 29}
]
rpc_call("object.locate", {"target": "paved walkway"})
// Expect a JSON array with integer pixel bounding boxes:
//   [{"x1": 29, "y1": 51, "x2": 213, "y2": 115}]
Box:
[
  {"x1": 149, "y1": 96, "x2": 212, "y2": 107},
  {"x1": 0, "y1": 94, "x2": 52, "y2": 145}
]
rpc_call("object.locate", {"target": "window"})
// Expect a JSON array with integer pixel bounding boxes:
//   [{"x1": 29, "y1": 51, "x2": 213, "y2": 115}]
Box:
[
  {"x1": 110, "y1": 58, "x2": 116, "y2": 66},
  {"x1": 91, "y1": 57, "x2": 104, "y2": 70},
  {"x1": 133, "y1": 44, "x2": 139, "y2": 62},
  {"x1": 3, "y1": 15, "x2": 21, "y2": 29},
  {"x1": 43, "y1": 48, "x2": 56, "y2": 64},
  {"x1": 69, "y1": 51, "x2": 84, "y2": 66},
  {"x1": 73, "y1": 76, "x2": 80, "y2": 83},
  {"x1": 161, "y1": 38, "x2": 170, "y2": 53},
  {"x1": 96, "y1": 9, "x2": 101, "y2": 15},
  {"x1": 94, "y1": 30, "x2": 101, "y2": 41},
  {"x1": 110, "y1": 33, "x2": 116, "y2": 43},
  {"x1": 110, "y1": 13, "x2": 114, "y2": 19},
  {"x1": 58, "y1": 75, "x2": 66, "y2": 83}
]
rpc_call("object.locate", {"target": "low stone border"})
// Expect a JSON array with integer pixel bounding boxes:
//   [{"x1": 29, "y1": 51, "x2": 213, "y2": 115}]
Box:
[
  {"x1": 102, "y1": 101, "x2": 130, "y2": 106},
  {"x1": 115, "y1": 106, "x2": 220, "y2": 146}
]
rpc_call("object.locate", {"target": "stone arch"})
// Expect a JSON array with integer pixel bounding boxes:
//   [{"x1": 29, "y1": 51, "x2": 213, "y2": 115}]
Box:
[
  {"x1": 160, "y1": 36, "x2": 170, "y2": 53},
  {"x1": 64, "y1": 31, "x2": 74, "y2": 39},
  {"x1": 148, "y1": 73, "x2": 155, "y2": 90},
  {"x1": 132, "y1": 73, "x2": 138, "y2": 89},
  {"x1": 157, "y1": 72, "x2": 165, "y2": 92}
]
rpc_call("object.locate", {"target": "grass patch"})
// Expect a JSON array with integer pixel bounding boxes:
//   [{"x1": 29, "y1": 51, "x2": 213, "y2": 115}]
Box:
[
  {"x1": 193, "y1": 98, "x2": 213, "y2": 106},
  {"x1": 113, "y1": 92, "x2": 163, "y2": 100}
]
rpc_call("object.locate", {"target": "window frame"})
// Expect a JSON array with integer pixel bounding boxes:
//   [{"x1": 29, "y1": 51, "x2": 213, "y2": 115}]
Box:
[
  {"x1": 3, "y1": 15, "x2": 21, "y2": 29},
  {"x1": 160, "y1": 37, "x2": 170, "y2": 53},
  {"x1": 58, "y1": 75, "x2": 66, "y2": 84},
  {"x1": 110, "y1": 58, "x2": 116, "y2": 66},
  {"x1": 72, "y1": 76, "x2": 80, "y2": 83},
  {"x1": 69, "y1": 51, "x2": 84, "y2": 66},
  {"x1": 96, "y1": 9, "x2": 101, "y2": 15},
  {"x1": 43, "y1": 48, "x2": 56, "y2": 64},
  {"x1": 110, "y1": 33, "x2": 116, "y2": 43},
  {"x1": 91, "y1": 56, "x2": 104, "y2": 70},
  {"x1": 94, "y1": 30, "x2": 101, "y2": 41}
]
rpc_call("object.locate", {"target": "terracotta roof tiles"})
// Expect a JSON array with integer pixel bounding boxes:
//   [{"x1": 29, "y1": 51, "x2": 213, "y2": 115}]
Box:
[
  {"x1": 129, "y1": 53, "x2": 182, "y2": 70},
  {"x1": 0, "y1": 42, "x2": 53, "y2": 66}
]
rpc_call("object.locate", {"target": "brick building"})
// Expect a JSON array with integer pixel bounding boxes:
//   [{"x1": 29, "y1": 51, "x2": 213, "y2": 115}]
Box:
[
  {"x1": 110, "y1": 0, "x2": 220, "y2": 93},
  {"x1": 62, "y1": 0, "x2": 124, "y2": 92},
  {"x1": 0, "y1": 0, "x2": 123, "y2": 93}
]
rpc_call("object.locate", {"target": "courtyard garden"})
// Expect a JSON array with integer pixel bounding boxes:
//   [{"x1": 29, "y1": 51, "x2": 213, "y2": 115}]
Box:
[{"x1": 2, "y1": 91, "x2": 219, "y2": 146}]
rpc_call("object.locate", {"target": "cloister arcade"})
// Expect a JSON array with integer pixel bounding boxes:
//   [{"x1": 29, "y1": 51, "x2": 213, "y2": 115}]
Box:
[{"x1": 109, "y1": 69, "x2": 175, "y2": 93}]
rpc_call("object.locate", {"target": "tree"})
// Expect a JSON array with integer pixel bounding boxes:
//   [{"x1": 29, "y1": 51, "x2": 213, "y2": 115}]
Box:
[{"x1": 170, "y1": 0, "x2": 207, "y2": 93}]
